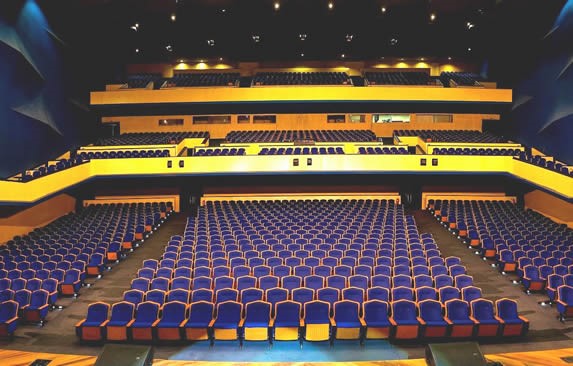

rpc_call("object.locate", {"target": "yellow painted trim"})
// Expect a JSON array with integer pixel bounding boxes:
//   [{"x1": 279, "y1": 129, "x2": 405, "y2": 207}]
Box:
[
  {"x1": 305, "y1": 324, "x2": 330, "y2": 341},
  {"x1": 91, "y1": 86, "x2": 512, "y2": 105}
]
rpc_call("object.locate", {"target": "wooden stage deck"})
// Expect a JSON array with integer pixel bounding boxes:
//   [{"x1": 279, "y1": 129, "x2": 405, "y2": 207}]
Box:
[{"x1": 1, "y1": 347, "x2": 572, "y2": 366}]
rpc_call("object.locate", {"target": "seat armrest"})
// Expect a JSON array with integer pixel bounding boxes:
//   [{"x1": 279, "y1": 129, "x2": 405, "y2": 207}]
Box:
[
  {"x1": 329, "y1": 318, "x2": 336, "y2": 327},
  {"x1": 238, "y1": 319, "x2": 245, "y2": 327},
  {"x1": 101, "y1": 320, "x2": 110, "y2": 327},
  {"x1": 269, "y1": 318, "x2": 275, "y2": 327},
  {"x1": 75, "y1": 319, "x2": 86, "y2": 328},
  {"x1": 389, "y1": 318, "x2": 397, "y2": 326},
  {"x1": 208, "y1": 319, "x2": 216, "y2": 327},
  {"x1": 152, "y1": 319, "x2": 161, "y2": 327},
  {"x1": 417, "y1": 317, "x2": 426, "y2": 325},
  {"x1": 444, "y1": 317, "x2": 453, "y2": 325}
]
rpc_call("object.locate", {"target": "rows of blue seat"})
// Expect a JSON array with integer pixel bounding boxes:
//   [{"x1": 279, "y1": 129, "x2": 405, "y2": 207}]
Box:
[
  {"x1": 365, "y1": 72, "x2": 431, "y2": 86},
  {"x1": 517, "y1": 152, "x2": 572, "y2": 177},
  {"x1": 430, "y1": 199, "x2": 573, "y2": 320},
  {"x1": 440, "y1": 72, "x2": 484, "y2": 87},
  {"x1": 259, "y1": 147, "x2": 344, "y2": 155},
  {"x1": 75, "y1": 296, "x2": 527, "y2": 344},
  {"x1": 252, "y1": 72, "x2": 350, "y2": 86},
  {"x1": 0, "y1": 202, "x2": 171, "y2": 337},
  {"x1": 169, "y1": 73, "x2": 240, "y2": 87},
  {"x1": 394, "y1": 130, "x2": 505, "y2": 143},
  {"x1": 226, "y1": 130, "x2": 376, "y2": 143},
  {"x1": 20, "y1": 157, "x2": 88, "y2": 182},
  {"x1": 194, "y1": 148, "x2": 246, "y2": 156},
  {"x1": 358, "y1": 147, "x2": 409, "y2": 155},
  {"x1": 96, "y1": 132, "x2": 208, "y2": 146},
  {"x1": 433, "y1": 148, "x2": 521, "y2": 156},
  {"x1": 124, "y1": 74, "x2": 163, "y2": 89},
  {"x1": 76, "y1": 199, "x2": 528, "y2": 344},
  {"x1": 78, "y1": 150, "x2": 170, "y2": 160}
]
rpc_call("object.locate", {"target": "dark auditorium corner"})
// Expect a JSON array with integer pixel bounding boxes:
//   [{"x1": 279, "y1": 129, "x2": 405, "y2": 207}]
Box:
[{"x1": 0, "y1": 1, "x2": 572, "y2": 365}]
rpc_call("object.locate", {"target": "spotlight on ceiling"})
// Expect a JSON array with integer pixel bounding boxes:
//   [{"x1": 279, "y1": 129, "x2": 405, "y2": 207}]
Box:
[
  {"x1": 219, "y1": 57, "x2": 223, "y2": 61},
  {"x1": 466, "y1": 22, "x2": 475, "y2": 30},
  {"x1": 430, "y1": 13, "x2": 436, "y2": 22},
  {"x1": 390, "y1": 38, "x2": 398, "y2": 46},
  {"x1": 328, "y1": 2, "x2": 334, "y2": 10},
  {"x1": 166, "y1": 45, "x2": 173, "y2": 52},
  {"x1": 274, "y1": 2, "x2": 280, "y2": 10},
  {"x1": 135, "y1": 48, "x2": 140, "y2": 53},
  {"x1": 341, "y1": 53, "x2": 345, "y2": 58},
  {"x1": 130, "y1": 23, "x2": 139, "y2": 31},
  {"x1": 221, "y1": 8, "x2": 226, "y2": 13},
  {"x1": 346, "y1": 34, "x2": 354, "y2": 42},
  {"x1": 467, "y1": 47, "x2": 472, "y2": 52},
  {"x1": 178, "y1": 59, "x2": 185, "y2": 63},
  {"x1": 381, "y1": 6, "x2": 387, "y2": 13},
  {"x1": 448, "y1": 56, "x2": 452, "y2": 60},
  {"x1": 299, "y1": 33, "x2": 307, "y2": 41},
  {"x1": 170, "y1": 13, "x2": 176, "y2": 22},
  {"x1": 252, "y1": 35, "x2": 261, "y2": 43},
  {"x1": 207, "y1": 39, "x2": 215, "y2": 46},
  {"x1": 300, "y1": 53, "x2": 305, "y2": 57}
]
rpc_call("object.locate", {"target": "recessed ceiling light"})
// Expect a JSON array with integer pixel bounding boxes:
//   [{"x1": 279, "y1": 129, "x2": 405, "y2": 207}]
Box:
[
  {"x1": 170, "y1": 14, "x2": 176, "y2": 22},
  {"x1": 252, "y1": 35, "x2": 261, "y2": 43},
  {"x1": 299, "y1": 33, "x2": 307, "y2": 41},
  {"x1": 341, "y1": 53, "x2": 345, "y2": 58},
  {"x1": 221, "y1": 8, "x2": 226, "y2": 13},
  {"x1": 300, "y1": 53, "x2": 305, "y2": 57},
  {"x1": 346, "y1": 34, "x2": 354, "y2": 42},
  {"x1": 466, "y1": 22, "x2": 475, "y2": 30},
  {"x1": 390, "y1": 38, "x2": 398, "y2": 46},
  {"x1": 274, "y1": 2, "x2": 280, "y2": 10},
  {"x1": 420, "y1": 58, "x2": 425, "y2": 61},
  {"x1": 219, "y1": 57, "x2": 223, "y2": 61},
  {"x1": 179, "y1": 59, "x2": 184, "y2": 63},
  {"x1": 166, "y1": 45, "x2": 173, "y2": 52},
  {"x1": 130, "y1": 23, "x2": 139, "y2": 31},
  {"x1": 381, "y1": 6, "x2": 387, "y2": 13},
  {"x1": 467, "y1": 47, "x2": 472, "y2": 52},
  {"x1": 328, "y1": 2, "x2": 334, "y2": 10},
  {"x1": 135, "y1": 48, "x2": 140, "y2": 53},
  {"x1": 207, "y1": 39, "x2": 215, "y2": 46},
  {"x1": 430, "y1": 13, "x2": 436, "y2": 22},
  {"x1": 448, "y1": 56, "x2": 452, "y2": 60}
]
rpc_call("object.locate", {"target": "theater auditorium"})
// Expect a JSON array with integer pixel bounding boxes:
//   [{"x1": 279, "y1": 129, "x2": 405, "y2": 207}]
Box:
[{"x1": 0, "y1": 0, "x2": 572, "y2": 365}]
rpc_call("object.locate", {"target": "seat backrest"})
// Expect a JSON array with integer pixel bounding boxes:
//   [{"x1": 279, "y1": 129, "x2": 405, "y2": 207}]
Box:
[
  {"x1": 391, "y1": 299, "x2": 417, "y2": 321},
  {"x1": 334, "y1": 300, "x2": 360, "y2": 323},
  {"x1": 245, "y1": 301, "x2": 271, "y2": 323},
  {"x1": 87, "y1": 302, "x2": 110, "y2": 323},
  {"x1": 419, "y1": 299, "x2": 443, "y2": 321},
  {"x1": 216, "y1": 301, "x2": 243, "y2": 324},
  {"x1": 558, "y1": 285, "x2": 573, "y2": 302},
  {"x1": 363, "y1": 300, "x2": 389, "y2": 323},
  {"x1": 445, "y1": 299, "x2": 470, "y2": 321},
  {"x1": 495, "y1": 298, "x2": 520, "y2": 320},
  {"x1": 110, "y1": 301, "x2": 135, "y2": 322},
  {"x1": 135, "y1": 301, "x2": 160, "y2": 323},
  {"x1": 304, "y1": 300, "x2": 330, "y2": 324},
  {"x1": 471, "y1": 299, "x2": 495, "y2": 321},
  {"x1": 30, "y1": 289, "x2": 49, "y2": 306},
  {"x1": 0, "y1": 300, "x2": 18, "y2": 322},
  {"x1": 161, "y1": 301, "x2": 188, "y2": 322},
  {"x1": 188, "y1": 301, "x2": 214, "y2": 324},
  {"x1": 275, "y1": 300, "x2": 301, "y2": 323}
]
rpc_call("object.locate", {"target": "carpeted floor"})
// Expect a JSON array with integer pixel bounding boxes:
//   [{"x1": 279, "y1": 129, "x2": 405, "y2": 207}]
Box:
[{"x1": 1, "y1": 210, "x2": 572, "y2": 362}]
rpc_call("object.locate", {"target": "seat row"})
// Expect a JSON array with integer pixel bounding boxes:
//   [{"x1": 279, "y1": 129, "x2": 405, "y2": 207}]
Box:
[
  {"x1": 365, "y1": 72, "x2": 432, "y2": 86},
  {"x1": 394, "y1": 130, "x2": 505, "y2": 143},
  {"x1": 358, "y1": 147, "x2": 409, "y2": 155},
  {"x1": 259, "y1": 147, "x2": 344, "y2": 155},
  {"x1": 194, "y1": 148, "x2": 246, "y2": 156},
  {"x1": 252, "y1": 72, "x2": 350, "y2": 86},
  {"x1": 20, "y1": 156, "x2": 88, "y2": 182},
  {"x1": 167, "y1": 73, "x2": 240, "y2": 87},
  {"x1": 517, "y1": 152, "x2": 572, "y2": 177},
  {"x1": 76, "y1": 297, "x2": 527, "y2": 344},
  {"x1": 96, "y1": 132, "x2": 208, "y2": 146},
  {"x1": 122, "y1": 282, "x2": 485, "y2": 308},
  {"x1": 225, "y1": 130, "x2": 376, "y2": 143},
  {"x1": 77, "y1": 150, "x2": 170, "y2": 160},
  {"x1": 433, "y1": 148, "x2": 521, "y2": 156}
]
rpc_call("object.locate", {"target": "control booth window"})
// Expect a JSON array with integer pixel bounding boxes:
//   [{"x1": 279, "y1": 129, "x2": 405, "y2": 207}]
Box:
[
  {"x1": 327, "y1": 115, "x2": 346, "y2": 123},
  {"x1": 253, "y1": 115, "x2": 277, "y2": 124},
  {"x1": 192, "y1": 115, "x2": 231, "y2": 124},
  {"x1": 159, "y1": 118, "x2": 184, "y2": 126},
  {"x1": 238, "y1": 115, "x2": 251, "y2": 124},
  {"x1": 372, "y1": 114, "x2": 411, "y2": 123},
  {"x1": 349, "y1": 114, "x2": 366, "y2": 123}
]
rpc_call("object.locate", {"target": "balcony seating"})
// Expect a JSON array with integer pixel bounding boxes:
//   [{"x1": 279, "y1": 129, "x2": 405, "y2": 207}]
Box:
[
  {"x1": 226, "y1": 130, "x2": 376, "y2": 143},
  {"x1": 253, "y1": 72, "x2": 351, "y2": 86}
]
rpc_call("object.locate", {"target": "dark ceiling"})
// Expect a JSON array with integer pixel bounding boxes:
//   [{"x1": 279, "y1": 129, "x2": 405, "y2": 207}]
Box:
[{"x1": 33, "y1": 0, "x2": 565, "y2": 65}]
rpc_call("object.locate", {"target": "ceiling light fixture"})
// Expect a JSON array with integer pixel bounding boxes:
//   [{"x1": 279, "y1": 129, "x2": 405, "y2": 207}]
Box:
[
  {"x1": 341, "y1": 53, "x2": 345, "y2": 58},
  {"x1": 170, "y1": 13, "x2": 176, "y2": 22},
  {"x1": 166, "y1": 45, "x2": 173, "y2": 52},
  {"x1": 346, "y1": 34, "x2": 354, "y2": 42},
  {"x1": 466, "y1": 22, "x2": 475, "y2": 30},
  {"x1": 252, "y1": 35, "x2": 261, "y2": 43},
  {"x1": 130, "y1": 23, "x2": 139, "y2": 31},
  {"x1": 135, "y1": 48, "x2": 140, "y2": 53},
  {"x1": 299, "y1": 33, "x2": 307, "y2": 41},
  {"x1": 274, "y1": 2, "x2": 280, "y2": 10},
  {"x1": 430, "y1": 13, "x2": 436, "y2": 22},
  {"x1": 328, "y1": 2, "x2": 334, "y2": 10},
  {"x1": 381, "y1": 6, "x2": 387, "y2": 13},
  {"x1": 207, "y1": 39, "x2": 215, "y2": 46},
  {"x1": 300, "y1": 53, "x2": 305, "y2": 57},
  {"x1": 390, "y1": 38, "x2": 398, "y2": 46}
]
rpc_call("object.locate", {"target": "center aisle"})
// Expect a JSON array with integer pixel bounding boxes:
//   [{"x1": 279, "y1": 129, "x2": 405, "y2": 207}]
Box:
[
  {"x1": 411, "y1": 209, "x2": 573, "y2": 355},
  {"x1": 0, "y1": 213, "x2": 189, "y2": 359}
]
